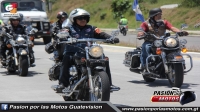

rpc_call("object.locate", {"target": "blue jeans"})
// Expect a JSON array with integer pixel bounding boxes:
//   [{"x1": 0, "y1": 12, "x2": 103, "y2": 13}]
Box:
[{"x1": 140, "y1": 41, "x2": 152, "y2": 67}]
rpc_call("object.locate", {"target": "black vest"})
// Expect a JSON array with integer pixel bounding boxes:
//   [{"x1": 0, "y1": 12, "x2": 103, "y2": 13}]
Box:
[{"x1": 64, "y1": 25, "x2": 95, "y2": 54}]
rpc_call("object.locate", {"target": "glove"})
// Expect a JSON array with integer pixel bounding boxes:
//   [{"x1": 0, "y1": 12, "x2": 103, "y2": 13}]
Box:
[
  {"x1": 178, "y1": 31, "x2": 189, "y2": 36},
  {"x1": 106, "y1": 37, "x2": 119, "y2": 44},
  {"x1": 112, "y1": 38, "x2": 119, "y2": 43},
  {"x1": 183, "y1": 31, "x2": 189, "y2": 36}
]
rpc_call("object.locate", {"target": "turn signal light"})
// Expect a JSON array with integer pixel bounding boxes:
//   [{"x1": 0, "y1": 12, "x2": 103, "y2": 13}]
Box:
[
  {"x1": 182, "y1": 48, "x2": 187, "y2": 53},
  {"x1": 156, "y1": 48, "x2": 162, "y2": 55},
  {"x1": 175, "y1": 55, "x2": 183, "y2": 60},
  {"x1": 6, "y1": 44, "x2": 12, "y2": 48}
]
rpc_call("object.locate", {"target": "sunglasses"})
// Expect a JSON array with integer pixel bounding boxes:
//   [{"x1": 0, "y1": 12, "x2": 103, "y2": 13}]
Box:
[
  {"x1": 76, "y1": 16, "x2": 88, "y2": 20},
  {"x1": 156, "y1": 13, "x2": 162, "y2": 16}
]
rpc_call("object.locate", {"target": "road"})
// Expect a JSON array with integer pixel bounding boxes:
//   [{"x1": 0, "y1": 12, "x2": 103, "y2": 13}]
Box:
[{"x1": 0, "y1": 35, "x2": 199, "y2": 107}]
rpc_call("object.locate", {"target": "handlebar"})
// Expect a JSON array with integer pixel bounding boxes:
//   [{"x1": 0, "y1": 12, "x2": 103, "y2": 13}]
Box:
[
  {"x1": 138, "y1": 33, "x2": 162, "y2": 40},
  {"x1": 59, "y1": 38, "x2": 108, "y2": 44}
]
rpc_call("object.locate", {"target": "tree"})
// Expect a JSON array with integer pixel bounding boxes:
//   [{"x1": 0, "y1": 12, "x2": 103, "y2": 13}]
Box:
[{"x1": 111, "y1": 0, "x2": 132, "y2": 19}]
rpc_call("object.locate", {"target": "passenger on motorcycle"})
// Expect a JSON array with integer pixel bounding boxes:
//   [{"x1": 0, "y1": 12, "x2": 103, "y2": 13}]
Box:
[
  {"x1": 0, "y1": 14, "x2": 35, "y2": 66},
  {"x1": 45, "y1": 11, "x2": 68, "y2": 61},
  {"x1": 118, "y1": 15, "x2": 128, "y2": 33},
  {"x1": 54, "y1": 8, "x2": 120, "y2": 93},
  {"x1": 137, "y1": 8, "x2": 188, "y2": 72}
]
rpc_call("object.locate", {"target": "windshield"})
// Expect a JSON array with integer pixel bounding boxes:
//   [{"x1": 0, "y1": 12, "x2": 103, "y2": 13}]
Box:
[
  {"x1": 62, "y1": 19, "x2": 72, "y2": 28},
  {"x1": 1, "y1": 1, "x2": 44, "y2": 12}
]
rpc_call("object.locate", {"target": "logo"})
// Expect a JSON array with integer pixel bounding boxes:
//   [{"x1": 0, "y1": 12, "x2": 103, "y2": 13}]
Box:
[
  {"x1": 151, "y1": 88, "x2": 181, "y2": 102},
  {"x1": 85, "y1": 28, "x2": 91, "y2": 32},
  {"x1": 1, "y1": 104, "x2": 9, "y2": 111},
  {"x1": 151, "y1": 88, "x2": 197, "y2": 105},
  {"x1": 4, "y1": 2, "x2": 18, "y2": 13}
]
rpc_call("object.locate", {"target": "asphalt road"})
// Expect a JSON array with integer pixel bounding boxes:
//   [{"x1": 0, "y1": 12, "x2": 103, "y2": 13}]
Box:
[{"x1": 0, "y1": 36, "x2": 199, "y2": 107}]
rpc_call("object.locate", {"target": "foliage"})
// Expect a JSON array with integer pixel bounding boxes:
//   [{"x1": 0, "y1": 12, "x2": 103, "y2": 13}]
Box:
[
  {"x1": 100, "y1": 13, "x2": 107, "y2": 20},
  {"x1": 111, "y1": 0, "x2": 132, "y2": 19},
  {"x1": 48, "y1": 0, "x2": 57, "y2": 4},
  {"x1": 150, "y1": 0, "x2": 157, "y2": 4},
  {"x1": 180, "y1": 0, "x2": 200, "y2": 7}
]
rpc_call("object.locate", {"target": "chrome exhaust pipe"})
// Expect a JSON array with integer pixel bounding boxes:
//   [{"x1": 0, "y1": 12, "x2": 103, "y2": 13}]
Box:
[{"x1": 61, "y1": 76, "x2": 86, "y2": 97}]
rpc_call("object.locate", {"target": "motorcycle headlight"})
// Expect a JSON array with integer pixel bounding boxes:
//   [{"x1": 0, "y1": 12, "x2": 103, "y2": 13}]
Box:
[
  {"x1": 164, "y1": 37, "x2": 177, "y2": 47},
  {"x1": 154, "y1": 40, "x2": 162, "y2": 47},
  {"x1": 16, "y1": 36, "x2": 26, "y2": 45},
  {"x1": 89, "y1": 46, "x2": 103, "y2": 58}
]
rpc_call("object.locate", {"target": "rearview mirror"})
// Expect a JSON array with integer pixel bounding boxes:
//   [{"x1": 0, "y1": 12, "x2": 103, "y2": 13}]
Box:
[{"x1": 181, "y1": 24, "x2": 188, "y2": 30}]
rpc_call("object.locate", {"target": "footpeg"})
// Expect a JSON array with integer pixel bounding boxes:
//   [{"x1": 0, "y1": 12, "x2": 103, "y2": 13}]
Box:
[
  {"x1": 30, "y1": 64, "x2": 36, "y2": 67},
  {"x1": 110, "y1": 88, "x2": 120, "y2": 92},
  {"x1": 62, "y1": 88, "x2": 71, "y2": 93}
]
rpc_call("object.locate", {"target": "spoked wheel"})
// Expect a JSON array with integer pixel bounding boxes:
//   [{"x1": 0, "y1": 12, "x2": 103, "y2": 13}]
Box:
[
  {"x1": 168, "y1": 63, "x2": 184, "y2": 87},
  {"x1": 90, "y1": 71, "x2": 110, "y2": 101}
]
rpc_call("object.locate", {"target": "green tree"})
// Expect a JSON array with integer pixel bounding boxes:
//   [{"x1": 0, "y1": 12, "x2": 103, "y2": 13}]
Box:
[{"x1": 111, "y1": 0, "x2": 132, "y2": 19}]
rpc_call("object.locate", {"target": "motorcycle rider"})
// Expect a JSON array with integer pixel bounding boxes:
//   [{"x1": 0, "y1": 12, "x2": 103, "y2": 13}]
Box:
[
  {"x1": 137, "y1": 8, "x2": 188, "y2": 71},
  {"x1": 118, "y1": 15, "x2": 128, "y2": 32},
  {"x1": 53, "y1": 8, "x2": 120, "y2": 93},
  {"x1": 53, "y1": 11, "x2": 68, "y2": 31},
  {"x1": 45, "y1": 11, "x2": 68, "y2": 61},
  {"x1": 0, "y1": 14, "x2": 35, "y2": 66}
]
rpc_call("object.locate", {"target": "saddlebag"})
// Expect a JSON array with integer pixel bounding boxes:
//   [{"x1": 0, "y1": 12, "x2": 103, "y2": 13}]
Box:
[
  {"x1": 125, "y1": 48, "x2": 141, "y2": 68},
  {"x1": 48, "y1": 62, "x2": 61, "y2": 81}
]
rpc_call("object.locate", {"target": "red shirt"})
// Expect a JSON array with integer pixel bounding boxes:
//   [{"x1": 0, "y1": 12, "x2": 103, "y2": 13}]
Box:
[{"x1": 140, "y1": 20, "x2": 173, "y2": 32}]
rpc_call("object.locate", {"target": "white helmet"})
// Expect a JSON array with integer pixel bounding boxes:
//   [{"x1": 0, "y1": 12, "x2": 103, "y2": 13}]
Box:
[{"x1": 69, "y1": 8, "x2": 90, "y2": 24}]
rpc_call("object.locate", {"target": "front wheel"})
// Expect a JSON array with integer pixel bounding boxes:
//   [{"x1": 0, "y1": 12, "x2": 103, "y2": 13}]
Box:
[
  {"x1": 168, "y1": 63, "x2": 184, "y2": 87},
  {"x1": 90, "y1": 71, "x2": 110, "y2": 101},
  {"x1": 122, "y1": 29, "x2": 127, "y2": 36},
  {"x1": 18, "y1": 56, "x2": 29, "y2": 76}
]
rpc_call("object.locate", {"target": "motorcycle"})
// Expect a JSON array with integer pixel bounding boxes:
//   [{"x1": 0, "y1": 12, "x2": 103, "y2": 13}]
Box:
[
  {"x1": 119, "y1": 25, "x2": 128, "y2": 36},
  {"x1": 47, "y1": 28, "x2": 69, "y2": 82},
  {"x1": 1, "y1": 27, "x2": 38, "y2": 76},
  {"x1": 49, "y1": 29, "x2": 120, "y2": 101},
  {"x1": 123, "y1": 29, "x2": 193, "y2": 88},
  {"x1": 26, "y1": 25, "x2": 38, "y2": 64}
]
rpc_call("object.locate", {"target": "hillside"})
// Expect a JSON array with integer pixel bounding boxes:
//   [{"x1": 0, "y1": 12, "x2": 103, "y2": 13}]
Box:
[{"x1": 47, "y1": 0, "x2": 200, "y2": 30}]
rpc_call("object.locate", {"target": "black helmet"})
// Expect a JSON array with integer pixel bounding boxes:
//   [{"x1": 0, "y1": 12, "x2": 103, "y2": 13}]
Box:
[
  {"x1": 57, "y1": 11, "x2": 68, "y2": 19},
  {"x1": 149, "y1": 8, "x2": 162, "y2": 18},
  {"x1": 9, "y1": 14, "x2": 21, "y2": 21}
]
